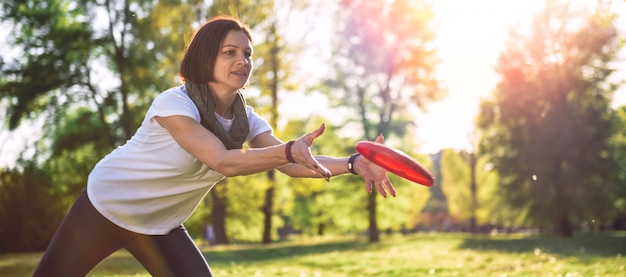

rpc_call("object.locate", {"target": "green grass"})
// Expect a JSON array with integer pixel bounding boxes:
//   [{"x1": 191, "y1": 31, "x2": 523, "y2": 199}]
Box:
[{"x1": 1, "y1": 232, "x2": 624, "y2": 276}]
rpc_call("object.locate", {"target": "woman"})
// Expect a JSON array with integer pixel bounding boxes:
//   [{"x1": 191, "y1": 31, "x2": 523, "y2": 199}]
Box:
[{"x1": 34, "y1": 15, "x2": 395, "y2": 276}]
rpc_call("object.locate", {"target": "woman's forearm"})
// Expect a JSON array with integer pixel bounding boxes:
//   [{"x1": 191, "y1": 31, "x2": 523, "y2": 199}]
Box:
[
  {"x1": 277, "y1": 156, "x2": 351, "y2": 178},
  {"x1": 213, "y1": 144, "x2": 291, "y2": 177}
]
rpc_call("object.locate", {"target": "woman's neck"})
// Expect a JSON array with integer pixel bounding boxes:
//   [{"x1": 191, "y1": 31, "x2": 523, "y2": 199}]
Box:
[
  {"x1": 214, "y1": 105, "x2": 233, "y2": 119},
  {"x1": 208, "y1": 88, "x2": 236, "y2": 119}
]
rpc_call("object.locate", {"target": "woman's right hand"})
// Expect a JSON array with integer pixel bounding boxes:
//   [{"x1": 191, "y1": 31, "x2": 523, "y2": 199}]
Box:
[
  {"x1": 289, "y1": 123, "x2": 331, "y2": 180},
  {"x1": 353, "y1": 134, "x2": 395, "y2": 197}
]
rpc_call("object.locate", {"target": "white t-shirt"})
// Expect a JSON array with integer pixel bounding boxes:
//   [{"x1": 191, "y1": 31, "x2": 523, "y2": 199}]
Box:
[{"x1": 87, "y1": 86, "x2": 272, "y2": 235}]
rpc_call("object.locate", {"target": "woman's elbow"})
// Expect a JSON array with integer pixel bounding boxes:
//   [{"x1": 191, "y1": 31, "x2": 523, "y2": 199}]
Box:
[
  {"x1": 215, "y1": 165, "x2": 239, "y2": 178},
  {"x1": 204, "y1": 159, "x2": 238, "y2": 177},
  {"x1": 203, "y1": 154, "x2": 241, "y2": 177}
]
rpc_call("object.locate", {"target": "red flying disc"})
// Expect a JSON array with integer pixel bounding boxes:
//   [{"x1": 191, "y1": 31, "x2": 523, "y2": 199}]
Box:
[{"x1": 355, "y1": 141, "x2": 434, "y2": 187}]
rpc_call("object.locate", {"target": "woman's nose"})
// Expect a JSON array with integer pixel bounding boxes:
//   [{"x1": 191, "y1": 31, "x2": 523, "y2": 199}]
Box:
[{"x1": 237, "y1": 53, "x2": 249, "y2": 65}]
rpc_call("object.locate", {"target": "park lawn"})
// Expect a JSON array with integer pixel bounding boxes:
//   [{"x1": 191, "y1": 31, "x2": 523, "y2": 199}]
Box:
[{"x1": 0, "y1": 232, "x2": 624, "y2": 276}]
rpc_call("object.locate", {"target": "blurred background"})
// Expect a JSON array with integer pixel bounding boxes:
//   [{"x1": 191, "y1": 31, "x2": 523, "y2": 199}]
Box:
[{"x1": 0, "y1": 0, "x2": 625, "y2": 253}]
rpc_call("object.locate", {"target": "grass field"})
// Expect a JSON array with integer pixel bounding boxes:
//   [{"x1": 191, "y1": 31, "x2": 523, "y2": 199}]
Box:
[{"x1": 1, "y1": 232, "x2": 624, "y2": 276}]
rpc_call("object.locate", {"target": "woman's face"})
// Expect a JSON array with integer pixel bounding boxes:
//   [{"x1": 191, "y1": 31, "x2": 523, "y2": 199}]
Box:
[{"x1": 209, "y1": 30, "x2": 253, "y2": 94}]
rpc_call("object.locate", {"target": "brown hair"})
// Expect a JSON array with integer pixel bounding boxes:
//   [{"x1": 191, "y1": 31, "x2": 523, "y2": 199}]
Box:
[{"x1": 179, "y1": 16, "x2": 253, "y2": 84}]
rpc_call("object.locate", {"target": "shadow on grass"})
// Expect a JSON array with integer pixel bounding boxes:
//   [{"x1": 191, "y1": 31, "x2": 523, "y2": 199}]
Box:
[
  {"x1": 458, "y1": 231, "x2": 626, "y2": 257},
  {"x1": 204, "y1": 239, "x2": 380, "y2": 263}
]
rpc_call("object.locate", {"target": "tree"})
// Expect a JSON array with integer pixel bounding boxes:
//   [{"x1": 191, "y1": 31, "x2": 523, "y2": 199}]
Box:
[
  {"x1": 0, "y1": 0, "x2": 214, "y2": 248},
  {"x1": 0, "y1": 0, "x2": 211, "y2": 167},
  {"x1": 438, "y1": 148, "x2": 512, "y2": 232},
  {"x1": 0, "y1": 164, "x2": 65, "y2": 253},
  {"x1": 438, "y1": 149, "x2": 468, "y2": 229},
  {"x1": 477, "y1": 1, "x2": 623, "y2": 236},
  {"x1": 252, "y1": 2, "x2": 300, "y2": 244},
  {"x1": 0, "y1": 0, "x2": 200, "y2": 144},
  {"x1": 421, "y1": 151, "x2": 448, "y2": 229},
  {"x1": 607, "y1": 106, "x2": 626, "y2": 230},
  {"x1": 326, "y1": 0, "x2": 443, "y2": 242}
]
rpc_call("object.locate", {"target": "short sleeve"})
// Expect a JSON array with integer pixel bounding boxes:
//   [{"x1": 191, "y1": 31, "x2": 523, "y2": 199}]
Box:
[
  {"x1": 148, "y1": 87, "x2": 200, "y2": 126},
  {"x1": 246, "y1": 106, "x2": 272, "y2": 142}
]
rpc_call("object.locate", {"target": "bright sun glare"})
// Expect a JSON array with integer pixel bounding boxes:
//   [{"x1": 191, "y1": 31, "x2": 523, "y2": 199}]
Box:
[{"x1": 416, "y1": 0, "x2": 626, "y2": 153}]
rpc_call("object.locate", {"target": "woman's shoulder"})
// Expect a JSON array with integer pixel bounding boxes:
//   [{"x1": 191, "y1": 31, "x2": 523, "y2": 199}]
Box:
[
  {"x1": 158, "y1": 85, "x2": 188, "y2": 99},
  {"x1": 152, "y1": 86, "x2": 193, "y2": 106},
  {"x1": 246, "y1": 105, "x2": 264, "y2": 116},
  {"x1": 148, "y1": 85, "x2": 198, "y2": 119}
]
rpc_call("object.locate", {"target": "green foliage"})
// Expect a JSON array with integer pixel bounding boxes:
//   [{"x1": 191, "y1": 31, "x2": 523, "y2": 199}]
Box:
[
  {"x1": 439, "y1": 149, "x2": 519, "y2": 228},
  {"x1": 185, "y1": 174, "x2": 271, "y2": 243},
  {"x1": 224, "y1": 175, "x2": 275, "y2": 242},
  {"x1": 440, "y1": 149, "x2": 471, "y2": 221},
  {"x1": 0, "y1": 0, "x2": 205, "y2": 152},
  {"x1": 0, "y1": 165, "x2": 65, "y2": 252},
  {"x1": 49, "y1": 107, "x2": 112, "y2": 158},
  {"x1": 378, "y1": 175, "x2": 431, "y2": 229},
  {"x1": 0, "y1": 0, "x2": 93, "y2": 129},
  {"x1": 473, "y1": 158, "x2": 522, "y2": 227},
  {"x1": 477, "y1": 1, "x2": 624, "y2": 236},
  {"x1": 607, "y1": 107, "x2": 626, "y2": 216}
]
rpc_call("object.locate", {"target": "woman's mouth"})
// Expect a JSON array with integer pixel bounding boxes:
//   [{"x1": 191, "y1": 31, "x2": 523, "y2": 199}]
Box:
[{"x1": 232, "y1": 71, "x2": 248, "y2": 77}]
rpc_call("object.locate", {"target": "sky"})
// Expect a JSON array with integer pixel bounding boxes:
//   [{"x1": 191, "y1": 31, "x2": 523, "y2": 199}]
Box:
[
  {"x1": 414, "y1": 0, "x2": 626, "y2": 153},
  {"x1": 1, "y1": 0, "x2": 626, "y2": 167},
  {"x1": 414, "y1": 0, "x2": 544, "y2": 153}
]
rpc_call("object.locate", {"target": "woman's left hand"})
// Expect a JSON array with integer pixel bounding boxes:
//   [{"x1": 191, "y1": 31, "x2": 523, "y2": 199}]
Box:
[{"x1": 353, "y1": 134, "x2": 396, "y2": 197}]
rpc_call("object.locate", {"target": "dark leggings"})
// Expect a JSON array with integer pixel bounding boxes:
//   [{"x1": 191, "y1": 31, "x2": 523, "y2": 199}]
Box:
[{"x1": 33, "y1": 190, "x2": 213, "y2": 277}]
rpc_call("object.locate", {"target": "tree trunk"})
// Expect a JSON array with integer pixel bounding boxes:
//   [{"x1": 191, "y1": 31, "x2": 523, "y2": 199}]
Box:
[
  {"x1": 552, "y1": 159, "x2": 573, "y2": 237},
  {"x1": 261, "y1": 21, "x2": 280, "y2": 245},
  {"x1": 211, "y1": 182, "x2": 228, "y2": 245},
  {"x1": 368, "y1": 192, "x2": 379, "y2": 242},
  {"x1": 556, "y1": 212, "x2": 574, "y2": 237},
  {"x1": 469, "y1": 152, "x2": 477, "y2": 233},
  {"x1": 317, "y1": 223, "x2": 325, "y2": 236},
  {"x1": 262, "y1": 170, "x2": 275, "y2": 243}
]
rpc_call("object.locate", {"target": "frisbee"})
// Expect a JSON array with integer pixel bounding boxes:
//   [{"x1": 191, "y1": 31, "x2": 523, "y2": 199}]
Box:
[{"x1": 355, "y1": 141, "x2": 434, "y2": 187}]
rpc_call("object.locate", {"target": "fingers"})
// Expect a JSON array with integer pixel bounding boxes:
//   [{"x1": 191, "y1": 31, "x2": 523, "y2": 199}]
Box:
[
  {"x1": 375, "y1": 133, "x2": 384, "y2": 143},
  {"x1": 303, "y1": 124, "x2": 330, "y2": 179},
  {"x1": 375, "y1": 182, "x2": 387, "y2": 198},
  {"x1": 292, "y1": 131, "x2": 331, "y2": 181},
  {"x1": 383, "y1": 180, "x2": 396, "y2": 197},
  {"x1": 302, "y1": 143, "x2": 331, "y2": 180},
  {"x1": 304, "y1": 123, "x2": 326, "y2": 146},
  {"x1": 312, "y1": 158, "x2": 331, "y2": 181},
  {"x1": 366, "y1": 181, "x2": 374, "y2": 194},
  {"x1": 366, "y1": 178, "x2": 396, "y2": 198}
]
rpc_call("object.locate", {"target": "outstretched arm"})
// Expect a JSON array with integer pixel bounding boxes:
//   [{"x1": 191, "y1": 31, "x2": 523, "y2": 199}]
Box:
[
  {"x1": 155, "y1": 115, "x2": 331, "y2": 179},
  {"x1": 250, "y1": 131, "x2": 396, "y2": 197}
]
